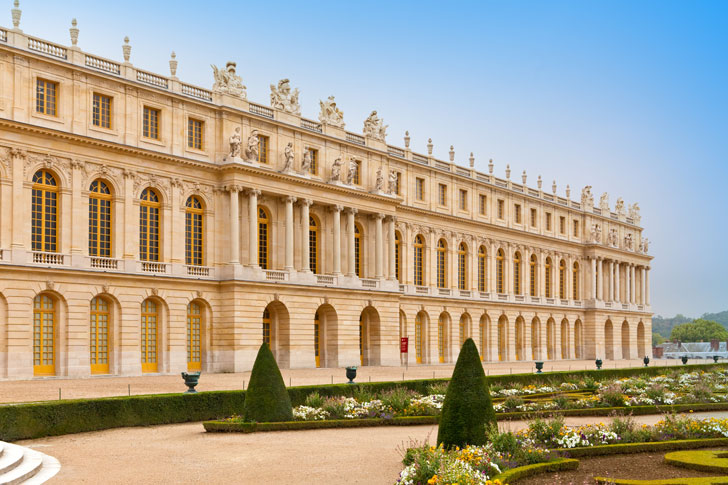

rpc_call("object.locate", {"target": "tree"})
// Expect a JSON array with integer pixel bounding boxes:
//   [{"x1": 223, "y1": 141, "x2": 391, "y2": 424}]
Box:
[
  {"x1": 670, "y1": 319, "x2": 728, "y2": 342},
  {"x1": 437, "y1": 338, "x2": 496, "y2": 449},
  {"x1": 242, "y1": 342, "x2": 293, "y2": 422},
  {"x1": 652, "y1": 333, "x2": 665, "y2": 346}
]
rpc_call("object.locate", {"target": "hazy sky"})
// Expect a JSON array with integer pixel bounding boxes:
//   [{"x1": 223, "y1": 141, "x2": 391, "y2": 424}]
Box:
[{"x1": 13, "y1": 1, "x2": 728, "y2": 317}]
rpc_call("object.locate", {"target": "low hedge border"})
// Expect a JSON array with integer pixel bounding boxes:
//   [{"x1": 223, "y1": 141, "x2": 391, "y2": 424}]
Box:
[
  {"x1": 664, "y1": 449, "x2": 728, "y2": 474},
  {"x1": 492, "y1": 458, "x2": 579, "y2": 483},
  {"x1": 203, "y1": 416, "x2": 438, "y2": 433},
  {"x1": 498, "y1": 401, "x2": 728, "y2": 420},
  {"x1": 594, "y1": 477, "x2": 728, "y2": 484},
  {"x1": 564, "y1": 437, "x2": 728, "y2": 458}
]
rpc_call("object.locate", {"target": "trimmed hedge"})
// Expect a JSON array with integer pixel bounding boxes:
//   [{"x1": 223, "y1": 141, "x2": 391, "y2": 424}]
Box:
[
  {"x1": 492, "y1": 458, "x2": 579, "y2": 483},
  {"x1": 564, "y1": 438, "x2": 728, "y2": 458},
  {"x1": 594, "y1": 477, "x2": 728, "y2": 484},
  {"x1": 497, "y1": 401, "x2": 728, "y2": 420},
  {"x1": 243, "y1": 343, "x2": 292, "y2": 422},
  {"x1": 203, "y1": 416, "x2": 438, "y2": 433},
  {"x1": 664, "y1": 450, "x2": 728, "y2": 474}
]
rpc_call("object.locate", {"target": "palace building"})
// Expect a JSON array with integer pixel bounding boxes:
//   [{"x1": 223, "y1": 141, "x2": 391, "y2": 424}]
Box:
[{"x1": 0, "y1": 6, "x2": 652, "y2": 379}]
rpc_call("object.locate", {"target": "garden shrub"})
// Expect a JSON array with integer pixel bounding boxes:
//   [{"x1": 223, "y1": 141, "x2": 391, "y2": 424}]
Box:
[
  {"x1": 436, "y1": 338, "x2": 496, "y2": 448},
  {"x1": 380, "y1": 387, "x2": 416, "y2": 414},
  {"x1": 242, "y1": 343, "x2": 293, "y2": 422},
  {"x1": 304, "y1": 391, "x2": 324, "y2": 408}
]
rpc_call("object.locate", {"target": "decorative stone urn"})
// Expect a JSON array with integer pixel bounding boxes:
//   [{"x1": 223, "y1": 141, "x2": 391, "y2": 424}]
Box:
[
  {"x1": 181, "y1": 371, "x2": 201, "y2": 393},
  {"x1": 595, "y1": 358, "x2": 603, "y2": 370},
  {"x1": 345, "y1": 366, "x2": 357, "y2": 384},
  {"x1": 681, "y1": 356, "x2": 689, "y2": 365},
  {"x1": 643, "y1": 356, "x2": 650, "y2": 367},
  {"x1": 714, "y1": 356, "x2": 720, "y2": 363},
  {"x1": 534, "y1": 361, "x2": 544, "y2": 373}
]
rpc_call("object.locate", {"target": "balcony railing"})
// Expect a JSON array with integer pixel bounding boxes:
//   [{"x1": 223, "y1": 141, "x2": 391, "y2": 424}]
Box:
[
  {"x1": 415, "y1": 285, "x2": 429, "y2": 295},
  {"x1": 459, "y1": 290, "x2": 471, "y2": 297},
  {"x1": 346, "y1": 132, "x2": 365, "y2": 146},
  {"x1": 301, "y1": 118, "x2": 323, "y2": 133},
  {"x1": 90, "y1": 257, "x2": 119, "y2": 270},
  {"x1": 316, "y1": 274, "x2": 335, "y2": 285},
  {"x1": 361, "y1": 278, "x2": 378, "y2": 288},
  {"x1": 31, "y1": 251, "x2": 66, "y2": 265},
  {"x1": 181, "y1": 84, "x2": 212, "y2": 102},
  {"x1": 186, "y1": 265, "x2": 211, "y2": 277},
  {"x1": 497, "y1": 293, "x2": 508, "y2": 301},
  {"x1": 387, "y1": 146, "x2": 405, "y2": 158},
  {"x1": 139, "y1": 261, "x2": 169, "y2": 273},
  {"x1": 263, "y1": 269, "x2": 287, "y2": 281}
]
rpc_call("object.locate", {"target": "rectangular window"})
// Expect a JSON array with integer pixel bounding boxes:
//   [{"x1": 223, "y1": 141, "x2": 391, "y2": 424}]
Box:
[
  {"x1": 459, "y1": 189, "x2": 467, "y2": 211},
  {"x1": 307, "y1": 148, "x2": 318, "y2": 175},
  {"x1": 394, "y1": 171, "x2": 401, "y2": 195},
  {"x1": 546, "y1": 212, "x2": 552, "y2": 231},
  {"x1": 497, "y1": 199, "x2": 505, "y2": 219},
  {"x1": 92, "y1": 93, "x2": 112, "y2": 129},
  {"x1": 257, "y1": 135, "x2": 270, "y2": 164},
  {"x1": 438, "y1": 184, "x2": 448, "y2": 206},
  {"x1": 352, "y1": 160, "x2": 361, "y2": 185},
  {"x1": 36, "y1": 79, "x2": 58, "y2": 116},
  {"x1": 143, "y1": 106, "x2": 160, "y2": 139},
  {"x1": 479, "y1": 194, "x2": 486, "y2": 215},
  {"x1": 415, "y1": 178, "x2": 425, "y2": 201},
  {"x1": 560, "y1": 216, "x2": 566, "y2": 235},
  {"x1": 187, "y1": 118, "x2": 203, "y2": 150},
  {"x1": 573, "y1": 220, "x2": 579, "y2": 237},
  {"x1": 515, "y1": 204, "x2": 522, "y2": 224},
  {"x1": 530, "y1": 208, "x2": 537, "y2": 227}
]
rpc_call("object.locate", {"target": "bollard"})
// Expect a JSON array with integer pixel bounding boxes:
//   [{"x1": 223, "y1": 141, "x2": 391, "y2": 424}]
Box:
[
  {"x1": 289, "y1": 377, "x2": 292, "y2": 387},
  {"x1": 243, "y1": 380, "x2": 245, "y2": 390},
  {"x1": 331, "y1": 375, "x2": 333, "y2": 384},
  {"x1": 59, "y1": 388, "x2": 61, "y2": 400},
  {"x1": 128, "y1": 384, "x2": 131, "y2": 396}
]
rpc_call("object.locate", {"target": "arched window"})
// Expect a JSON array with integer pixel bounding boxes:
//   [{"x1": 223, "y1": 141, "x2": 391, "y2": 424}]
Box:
[
  {"x1": 187, "y1": 302, "x2": 202, "y2": 371},
  {"x1": 90, "y1": 297, "x2": 109, "y2": 374},
  {"x1": 478, "y1": 246, "x2": 486, "y2": 292},
  {"x1": 33, "y1": 294, "x2": 56, "y2": 376},
  {"x1": 436, "y1": 239, "x2": 447, "y2": 288},
  {"x1": 314, "y1": 312, "x2": 321, "y2": 367},
  {"x1": 529, "y1": 254, "x2": 537, "y2": 297},
  {"x1": 395, "y1": 231, "x2": 402, "y2": 281},
  {"x1": 438, "y1": 315, "x2": 446, "y2": 363},
  {"x1": 309, "y1": 216, "x2": 319, "y2": 274},
  {"x1": 354, "y1": 223, "x2": 362, "y2": 277},
  {"x1": 559, "y1": 259, "x2": 566, "y2": 299},
  {"x1": 513, "y1": 251, "x2": 522, "y2": 295},
  {"x1": 89, "y1": 180, "x2": 112, "y2": 258},
  {"x1": 258, "y1": 207, "x2": 270, "y2": 269},
  {"x1": 415, "y1": 313, "x2": 424, "y2": 364},
  {"x1": 185, "y1": 196, "x2": 204, "y2": 266},
  {"x1": 414, "y1": 235, "x2": 424, "y2": 286},
  {"x1": 457, "y1": 242, "x2": 467, "y2": 290},
  {"x1": 31, "y1": 170, "x2": 58, "y2": 253},
  {"x1": 545, "y1": 257, "x2": 552, "y2": 298},
  {"x1": 496, "y1": 248, "x2": 505, "y2": 294},
  {"x1": 572, "y1": 261, "x2": 580, "y2": 300},
  {"x1": 141, "y1": 299, "x2": 158, "y2": 373},
  {"x1": 262, "y1": 308, "x2": 271, "y2": 345},
  {"x1": 139, "y1": 188, "x2": 160, "y2": 262}
]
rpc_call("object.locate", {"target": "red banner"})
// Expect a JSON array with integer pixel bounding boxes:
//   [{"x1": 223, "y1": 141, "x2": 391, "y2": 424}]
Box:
[{"x1": 400, "y1": 337, "x2": 409, "y2": 353}]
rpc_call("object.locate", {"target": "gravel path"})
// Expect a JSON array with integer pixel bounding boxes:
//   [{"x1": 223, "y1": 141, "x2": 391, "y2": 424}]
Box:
[{"x1": 20, "y1": 411, "x2": 728, "y2": 485}]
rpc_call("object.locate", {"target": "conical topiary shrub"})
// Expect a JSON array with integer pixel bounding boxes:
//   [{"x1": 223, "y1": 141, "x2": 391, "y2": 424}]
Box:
[
  {"x1": 437, "y1": 338, "x2": 496, "y2": 448},
  {"x1": 243, "y1": 342, "x2": 293, "y2": 422}
]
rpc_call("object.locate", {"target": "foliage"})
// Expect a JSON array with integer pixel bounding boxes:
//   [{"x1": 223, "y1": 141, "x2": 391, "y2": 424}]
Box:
[
  {"x1": 670, "y1": 319, "x2": 728, "y2": 342},
  {"x1": 437, "y1": 338, "x2": 496, "y2": 448},
  {"x1": 653, "y1": 332, "x2": 665, "y2": 346},
  {"x1": 652, "y1": 314, "x2": 694, "y2": 338},
  {"x1": 242, "y1": 343, "x2": 293, "y2": 422}
]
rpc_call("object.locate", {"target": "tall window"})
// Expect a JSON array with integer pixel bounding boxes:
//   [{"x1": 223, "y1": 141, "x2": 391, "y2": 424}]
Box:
[
  {"x1": 559, "y1": 216, "x2": 566, "y2": 234},
  {"x1": 479, "y1": 194, "x2": 486, "y2": 215},
  {"x1": 459, "y1": 189, "x2": 467, "y2": 211},
  {"x1": 90, "y1": 297, "x2": 109, "y2": 374},
  {"x1": 352, "y1": 160, "x2": 362, "y2": 185},
  {"x1": 92, "y1": 93, "x2": 112, "y2": 128},
  {"x1": 187, "y1": 302, "x2": 201, "y2": 371},
  {"x1": 438, "y1": 315, "x2": 446, "y2": 363},
  {"x1": 307, "y1": 148, "x2": 318, "y2": 175},
  {"x1": 36, "y1": 79, "x2": 57, "y2": 116},
  {"x1": 309, "y1": 216, "x2": 319, "y2": 274},
  {"x1": 140, "y1": 299, "x2": 158, "y2": 373},
  {"x1": 573, "y1": 219, "x2": 579, "y2": 237},
  {"x1": 143, "y1": 106, "x2": 160, "y2": 139},
  {"x1": 415, "y1": 178, "x2": 425, "y2": 201},
  {"x1": 89, "y1": 180, "x2": 112, "y2": 258},
  {"x1": 514, "y1": 251, "x2": 522, "y2": 294},
  {"x1": 457, "y1": 242, "x2": 467, "y2": 290},
  {"x1": 415, "y1": 313, "x2": 424, "y2": 364},
  {"x1": 314, "y1": 312, "x2": 321, "y2": 367},
  {"x1": 545, "y1": 257, "x2": 552, "y2": 298},
  {"x1": 354, "y1": 224, "x2": 362, "y2": 277},
  {"x1": 478, "y1": 246, "x2": 486, "y2": 292},
  {"x1": 515, "y1": 204, "x2": 522, "y2": 224},
  {"x1": 530, "y1": 208, "x2": 537, "y2": 227},
  {"x1": 436, "y1": 239, "x2": 447, "y2": 288},
  {"x1": 394, "y1": 172, "x2": 401, "y2": 195},
  {"x1": 395, "y1": 231, "x2": 401, "y2": 281},
  {"x1": 258, "y1": 207, "x2": 270, "y2": 269},
  {"x1": 572, "y1": 262, "x2": 580, "y2": 300},
  {"x1": 32, "y1": 170, "x2": 58, "y2": 252},
  {"x1": 497, "y1": 199, "x2": 505, "y2": 219},
  {"x1": 33, "y1": 294, "x2": 56, "y2": 376},
  {"x1": 414, "y1": 235, "x2": 424, "y2": 286},
  {"x1": 559, "y1": 259, "x2": 566, "y2": 299},
  {"x1": 257, "y1": 135, "x2": 270, "y2": 164},
  {"x1": 529, "y1": 254, "x2": 537, "y2": 297},
  {"x1": 185, "y1": 196, "x2": 204, "y2": 266},
  {"x1": 496, "y1": 248, "x2": 505, "y2": 294},
  {"x1": 546, "y1": 212, "x2": 552, "y2": 231},
  {"x1": 438, "y1": 184, "x2": 447, "y2": 206},
  {"x1": 187, "y1": 118, "x2": 203, "y2": 150},
  {"x1": 262, "y1": 309, "x2": 271, "y2": 345},
  {"x1": 139, "y1": 188, "x2": 160, "y2": 262}
]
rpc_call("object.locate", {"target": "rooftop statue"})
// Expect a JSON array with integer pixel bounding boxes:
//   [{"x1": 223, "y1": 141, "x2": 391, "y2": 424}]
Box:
[
  {"x1": 270, "y1": 78, "x2": 301, "y2": 115},
  {"x1": 245, "y1": 130, "x2": 260, "y2": 162},
  {"x1": 330, "y1": 157, "x2": 342, "y2": 182},
  {"x1": 319, "y1": 96, "x2": 345, "y2": 128},
  {"x1": 599, "y1": 192, "x2": 610, "y2": 212},
  {"x1": 580, "y1": 185, "x2": 594, "y2": 208},
  {"x1": 211, "y1": 62, "x2": 247, "y2": 98},
  {"x1": 363, "y1": 110, "x2": 388, "y2": 141},
  {"x1": 615, "y1": 197, "x2": 625, "y2": 218},
  {"x1": 629, "y1": 202, "x2": 641, "y2": 225}
]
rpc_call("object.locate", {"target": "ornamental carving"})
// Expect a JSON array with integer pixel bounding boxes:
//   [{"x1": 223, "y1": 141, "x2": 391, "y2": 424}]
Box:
[
  {"x1": 318, "y1": 96, "x2": 344, "y2": 128},
  {"x1": 211, "y1": 62, "x2": 246, "y2": 98},
  {"x1": 628, "y1": 203, "x2": 641, "y2": 225},
  {"x1": 599, "y1": 192, "x2": 610, "y2": 213},
  {"x1": 245, "y1": 130, "x2": 260, "y2": 162},
  {"x1": 362, "y1": 110, "x2": 387, "y2": 141},
  {"x1": 270, "y1": 79, "x2": 300, "y2": 115},
  {"x1": 25, "y1": 153, "x2": 71, "y2": 183},
  {"x1": 580, "y1": 185, "x2": 594, "y2": 208},
  {"x1": 615, "y1": 197, "x2": 625, "y2": 218}
]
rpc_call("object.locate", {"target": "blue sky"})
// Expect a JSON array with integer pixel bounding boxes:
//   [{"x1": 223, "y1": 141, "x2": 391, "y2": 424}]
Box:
[{"x1": 14, "y1": 1, "x2": 728, "y2": 317}]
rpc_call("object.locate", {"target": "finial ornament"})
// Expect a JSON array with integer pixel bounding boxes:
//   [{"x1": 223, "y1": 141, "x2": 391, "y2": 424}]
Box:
[
  {"x1": 169, "y1": 52, "x2": 177, "y2": 77},
  {"x1": 69, "y1": 18, "x2": 79, "y2": 46},
  {"x1": 505, "y1": 164, "x2": 511, "y2": 179},
  {"x1": 522, "y1": 170, "x2": 527, "y2": 185},
  {"x1": 537, "y1": 175, "x2": 542, "y2": 189},
  {"x1": 11, "y1": 0, "x2": 21, "y2": 30},
  {"x1": 552, "y1": 180, "x2": 557, "y2": 194},
  {"x1": 566, "y1": 184, "x2": 571, "y2": 199},
  {"x1": 427, "y1": 138, "x2": 433, "y2": 155},
  {"x1": 469, "y1": 152, "x2": 474, "y2": 168},
  {"x1": 122, "y1": 36, "x2": 131, "y2": 63},
  {"x1": 404, "y1": 131, "x2": 410, "y2": 148},
  {"x1": 488, "y1": 159, "x2": 494, "y2": 174},
  {"x1": 449, "y1": 145, "x2": 455, "y2": 162}
]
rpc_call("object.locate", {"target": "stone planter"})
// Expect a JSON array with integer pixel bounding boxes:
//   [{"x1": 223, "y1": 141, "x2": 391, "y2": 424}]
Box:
[
  {"x1": 345, "y1": 366, "x2": 357, "y2": 384},
  {"x1": 643, "y1": 356, "x2": 650, "y2": 367},
  {"x1": 534, "y1": 361, "x2": 544, "y2": 373},
  {"x1": 681, "y1": 356, "x2": 689, "y2": 365},
  {"x1": 595, "y1": 359, "x2": 603, "y2": 370},
  {"x1": 181, "y1": 371, "x2": 201, "y2": 393}
]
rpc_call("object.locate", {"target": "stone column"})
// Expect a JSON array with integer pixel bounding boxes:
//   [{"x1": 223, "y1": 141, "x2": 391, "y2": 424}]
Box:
[
  {"x1": 284, "y1": 196, "x2": 296, "y2": 271},
  {"x1": 640, "y1": 266, "x2": 646, "y2": 305},
  {"x1": 590, "y1": 257, "x2": 597, "y2": 300},
  {"x1": 608, "y1": 260, "x2": 614, "y2": 301},
  {"x1": 488, "y1": 243, "x2": 496, "y2": 293},
  {"x1": 123, "y1": 169, "x2": 136, "y2": 259},
  {"x1": 630, "y1": 264, "x2": 635, "y2": 303},
  {"x1": 645, "y1": 266, "x2": 651, "y2": 305},
  {"x1": 332, "y1": 205, "x2": 342, "y2": 275},
  {"x1": 70, "y1": 160, "x2": 85, "y2": 255},
  {"x1": 374, "y1": 213, "x2": 384, "y2": 279},
  {"x1": 540, "y1": 253, "x2": 547, "y2": 298},
  {"x1": 387, "y1": 216, "x2": 396, "y2": 280},
  {"x1": 228, "y1": 186, "x2": 240, "y2": 264},
  {"x1": 247, "y1": 188, "x2": 260, "y2": 268},
  {"x1": 300, "y1": 199, "x2": 312, "y2": 273},
  {"x1": 524, "y1": 249, "x2": 531, "y2": 297},
  {"x1": 596, "y1": 257, "x2": 603, "y2": 300},
  {"x1": 345, "y1": 208, "x2": 357, "y2": 277},
  {"x1": 614, "y1": 262, "x2": 621, "y2": 303}
]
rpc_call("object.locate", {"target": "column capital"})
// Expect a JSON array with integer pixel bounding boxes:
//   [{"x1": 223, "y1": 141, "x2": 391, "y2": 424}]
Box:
[
  {"x1": 225, "y1": 184, "x2": 242, "y2": 194},
  {"x1": 372, "y1": 213, "x2": 385, "y2": 221},
  {"x1": 299, "y1": 198, "x2": 313, "y2": 207},
  {"x1": 246, "y1": 188, "x2": 261, "y2": 197},
  {"x1": 385, "y1": 215, "x2": 397, "y2": 224},
  {"x1": 283, "y1": 195, "x2": 297, "y2": 204},
  {"x1": 345, "y1": 207, "x2": 358, "y2": 215},
  {"x1": 329, "y1": 204, "x2": 344, "y2": 213}
]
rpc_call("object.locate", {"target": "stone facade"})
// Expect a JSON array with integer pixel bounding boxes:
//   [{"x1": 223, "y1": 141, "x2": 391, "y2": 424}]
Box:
[{"x1": 0, "y1": 9, "x2": 652, "y2": 379}]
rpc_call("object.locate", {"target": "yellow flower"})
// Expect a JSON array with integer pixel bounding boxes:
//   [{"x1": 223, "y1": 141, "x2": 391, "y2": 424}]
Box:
[{"x1": 428, "y1": 475, "x2": 440, "y2": 484}]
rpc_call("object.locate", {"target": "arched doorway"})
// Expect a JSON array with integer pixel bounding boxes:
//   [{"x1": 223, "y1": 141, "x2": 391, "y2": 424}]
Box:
[
  {"x1": 437, "y1": 312, "x2": 451, "y2": 363},
  {"x1": 560, "y1": 319, "x2": 570, "y2": 359},
  {"x1": 415, "y1": 311, "x2": 428, "y2": 364},
  {"x1": 515, "y1": 316, "x2": 525, "y2": 361},
  {"x1": 497, "y1": 315, "x2": 508, "y2": 361},
  {"x1": 479, "y1": 314, "x2": 490, "y2": 361},
  {"x1": 637, "y1": 321, "x2": 646, "y2": 357},
  {"x1": 360, "y1": 306, "x2": 381, "y2": 366},
  {"x1": 531, "y1": 317, "x2": 540, "y2": 360},
  {"x1": 458, "y1": 313, "x2": 471, "y2": 348},
  {"x1": 621, "y1": 320, "x2": 631, "y2": 360},
  {"x1": 605, "y1": 319, "x2": 614, "y2": 359},
  {"x1": 33, "y1": 293, "x2": 58, "y2": 376},
  {"x1": 262, "y1": 301, "x2": 290, "y2": 367},
  {"x1": 314, "y1": 304, "x2": 337, "y2": 368},
  {"x1": 546, "y1": 318, "x2": 555, "y2": 360}
]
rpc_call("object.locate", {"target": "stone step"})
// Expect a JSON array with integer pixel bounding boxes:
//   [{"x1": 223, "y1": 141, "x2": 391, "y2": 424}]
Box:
[
  {"x1": 0, "y1": 445, "x2": 43, "y2": 485},
  {"x1": 21, "y1": 454, "x2": 60, "y2": 485},
  {"x1": 0, "y1": 444, "x2": 23, "y2": 478}
]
